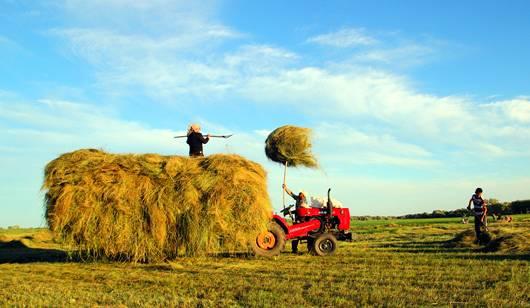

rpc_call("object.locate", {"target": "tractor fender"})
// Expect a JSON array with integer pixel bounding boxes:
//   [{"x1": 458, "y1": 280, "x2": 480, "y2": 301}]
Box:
[{"x1": 272, "y1": 215, "x2": 289, "y2": 235}]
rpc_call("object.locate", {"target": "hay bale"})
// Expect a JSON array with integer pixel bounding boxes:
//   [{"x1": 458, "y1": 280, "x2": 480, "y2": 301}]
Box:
[
  {"x1": 265, "y1": 125, "x2": 317, "y2": 168},
  {"x1": 43, "y1": 149, "x2": 272, "y2": 262}
]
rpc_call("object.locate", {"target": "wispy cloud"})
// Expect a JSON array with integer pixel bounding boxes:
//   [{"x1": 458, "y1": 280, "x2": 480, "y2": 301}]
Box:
[
  {"x1": 307, "y1": 28, "x2": 447, "y2": 69},
  {"x1": 0, "y1": 97, "x2": 271, "y2": 163},
  {"x1": 349, "y1": 43, "x2": 435, "y2": 67},
  {"x1": 51, "y1": 25, "x2": 241, "y2": 67},
  {"x1": 313, "y1": 122, "x2": 438, "y2": 167},
  {"x1": 240, "y1": 66, "x2": 530, "y2": 161},
  {"x1": 50, "y1": 8, "x2": 530, "y2": 164},
  {"x1": 224, "y1": 45, "x2": 298, "y2": 71},
  {"x1": 487, "y1": 98, "x2": 530, "y2": 123},
  {"x1": 0, "y1": 99, "x2": 179, "y2": 154},
  {"x1": 307, "y1": 28, "x2": 378, "y2": 47}
]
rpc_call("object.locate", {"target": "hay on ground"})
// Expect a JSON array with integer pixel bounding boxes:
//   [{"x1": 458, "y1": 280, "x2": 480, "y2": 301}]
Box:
[
  {"x1": 449, "y1": 228, "x2": 530, "y2": 254},
  {"x1": 43, "y1": 149, "x2": 272, "y2": 262},
  {"x1": 265, "y1": 125, "x2": 317, "y2": 168},
  {"x1": 483, "y1": 231, "x2": 530, "y2": 253}
]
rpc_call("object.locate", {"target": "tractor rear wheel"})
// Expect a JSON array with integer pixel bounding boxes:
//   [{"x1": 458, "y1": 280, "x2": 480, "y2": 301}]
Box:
[
  {"x1": 309, "y1": 233, "x2": 338, "y2": 256},
  {"x1": 252, "y1": 222, "x2": 285, "y2": 257}
]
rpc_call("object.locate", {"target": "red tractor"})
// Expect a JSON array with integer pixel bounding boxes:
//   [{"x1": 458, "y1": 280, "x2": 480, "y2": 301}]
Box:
[{"x1": 253, "y1": 189, "x2": 352, "y2": 256}]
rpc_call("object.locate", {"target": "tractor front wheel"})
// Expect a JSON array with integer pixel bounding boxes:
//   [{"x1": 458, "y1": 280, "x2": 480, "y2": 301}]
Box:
[
  {"x1": 309, "y1": 233, "x2": 338, "y2": 256},
  {"x1": 252, "y1": 222, "x2": 285, "y2": 257}
]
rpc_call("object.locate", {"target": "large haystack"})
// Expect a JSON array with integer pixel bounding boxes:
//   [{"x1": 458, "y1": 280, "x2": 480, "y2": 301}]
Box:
[
  {"x1": 43, "y1": 149, "x2": 272, "y2": 262},
  {"x1": 265, "y1": 125, "x2": 317, "y2": 168}
]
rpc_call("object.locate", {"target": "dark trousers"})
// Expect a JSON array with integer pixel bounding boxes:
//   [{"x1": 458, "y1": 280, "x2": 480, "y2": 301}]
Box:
[
  {"x1": 291, "y1": 240, "x2": 299, "y2": 253},
  {"x1": 474, "y1": 216, "x2": 482, "y2": 239},
  {"x1": 474, "y1": 215, "x2": 488, "y2": 240}
]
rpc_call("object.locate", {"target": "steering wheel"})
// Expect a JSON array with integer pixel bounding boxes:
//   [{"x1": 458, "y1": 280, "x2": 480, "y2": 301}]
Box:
[{"x1": 280, "y1": 204, "x2": 295, "y2": 216}]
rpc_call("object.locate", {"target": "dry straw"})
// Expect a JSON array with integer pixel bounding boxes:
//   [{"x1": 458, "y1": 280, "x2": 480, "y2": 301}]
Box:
[
  {"x1": 265, "y1": 125, "x2": 318, "y2": 168},
  {"x1": 43, "y1": 149, "x2": 272, "y2": 262},
  {"x1": 450, "y1": 228, "x2": 530, "y2": 253}
]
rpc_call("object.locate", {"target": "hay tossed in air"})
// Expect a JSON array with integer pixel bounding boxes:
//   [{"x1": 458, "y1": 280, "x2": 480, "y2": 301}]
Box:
[
  {"x1": 265, "y1": 125, "x2": 318, "y2": 168},
  {"x1": 43, "y1": 149, "x2": 272, "y2": 262}
]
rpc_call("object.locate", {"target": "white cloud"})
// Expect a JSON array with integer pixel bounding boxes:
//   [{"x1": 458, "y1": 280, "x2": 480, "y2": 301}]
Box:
[
  {"x1": 50, "y1": 10, "x2": 530, "y2": 163},
  {"x1": 241, "y1": 67, "x2": 465, "y2": 124},
  {"x1": 491, "y1": 98, "x2": 530, "y2": 123},
  {"x1": 0, "y1": 97, "x2": 272, "y2": 162},
  {"x1": 224, "y1": 45, "x2": 298, "y2": 72},
  {"x1": 35, "y1": 5, "x2": 530, "y2": 194},
  {"x1": 240, "y1": 66, "x2": 530, "y2": 160},
  {"x1": 349, "y1": 43, "x2": 435, "y2": 67},
  {"x1": 59, "y1": 0, "x2": 223, "y2": 34},
  {"x1": 313, "y1": 123, "x2": 438, "y2": 167},
  {"x1": 54, "y1": 24, "x2": 301, "y2": 100},
  {"x1": 254, "y1": 129, "x2": 272, "y2": 137},
  {"x1": 52, "y1": 26, "x2": 241, "y2": 68},
  {"x1": 307, "y1": 28, "x2": 378, "y2": 47}
]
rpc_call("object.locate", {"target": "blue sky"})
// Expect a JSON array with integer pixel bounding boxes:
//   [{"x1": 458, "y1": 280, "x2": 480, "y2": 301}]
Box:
[{"x1": 1, "y1": 0, "x2": 530, "y2": 227}]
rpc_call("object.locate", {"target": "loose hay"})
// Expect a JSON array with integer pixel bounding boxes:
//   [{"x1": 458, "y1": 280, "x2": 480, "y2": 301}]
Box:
[
  {"x1": 43, "y1": 149, "x2": 272, "y2": 262},
  {"x1": 483, "y1": 231, "x2": 530, "y2": 253},
  {"x1": 449, "y1": 228, "x2": 530, "y2": 254},
  {"x1": 265, "y1": 125, "x2": 318, "y2": 168}
]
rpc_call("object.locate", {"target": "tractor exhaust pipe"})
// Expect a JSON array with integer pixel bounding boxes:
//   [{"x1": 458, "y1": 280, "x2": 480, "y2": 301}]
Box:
[{"x1": 327, "y1": 188, "x2": 333, "y2": 220}]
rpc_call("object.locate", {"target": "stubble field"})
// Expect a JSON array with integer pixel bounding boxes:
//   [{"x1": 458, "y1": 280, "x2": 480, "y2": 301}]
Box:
[{"x1": 1, "y1": 216, "x2": 529, "y2": 307}]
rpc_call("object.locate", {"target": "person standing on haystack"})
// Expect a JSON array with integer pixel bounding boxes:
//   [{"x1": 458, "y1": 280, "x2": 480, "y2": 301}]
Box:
[{"x1": 186, "y1": 124, "x2": 210, "y2": 157}]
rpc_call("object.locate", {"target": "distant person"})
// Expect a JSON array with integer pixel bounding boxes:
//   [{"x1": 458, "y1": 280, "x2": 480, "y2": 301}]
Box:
[
  {"x1": 467, "y1": 187, "x2": 489, "y2": 242},
  {"x1": 186, "y1": 124, "x2": 210, "y2": 157},
  {"x1": 282, "y1": 184, "x2": 309, "y2": 253}
]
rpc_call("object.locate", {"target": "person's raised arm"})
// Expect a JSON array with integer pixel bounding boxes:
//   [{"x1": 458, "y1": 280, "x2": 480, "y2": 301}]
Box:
[{"x1": 282, "y1": 184, "x2": 296, "y2": 199}]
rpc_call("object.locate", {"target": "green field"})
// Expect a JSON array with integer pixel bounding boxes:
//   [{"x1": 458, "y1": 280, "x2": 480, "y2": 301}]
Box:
[{"x1": 1, "y1": 216, "x2": 529, "y2": 307}]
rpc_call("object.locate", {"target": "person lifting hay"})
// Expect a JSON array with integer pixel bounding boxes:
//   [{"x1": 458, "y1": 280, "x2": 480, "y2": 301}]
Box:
[
  {"x1": 186, "y1": 124, "x2": 210, "y2": 157},
  {"x1": 265, "y1": 125, "x2": 318, "y2": 254},
  {"x1": 282, "y1": 183, "x2": 310, "y2": 254},
  {"x1": 282, "y1": 184, "x2": 309, "y2": 209}
]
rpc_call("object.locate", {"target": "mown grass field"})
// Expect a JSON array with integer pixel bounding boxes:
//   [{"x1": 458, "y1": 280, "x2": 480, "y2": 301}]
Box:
[{"x1": 1, "y1": 216, "x2": 529, "y2": 307}]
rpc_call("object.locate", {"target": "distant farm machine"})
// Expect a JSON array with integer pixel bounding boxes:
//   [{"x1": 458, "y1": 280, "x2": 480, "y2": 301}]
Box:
[{"x1": 252, "y1": 189, "x2": 352, "y2": 256}]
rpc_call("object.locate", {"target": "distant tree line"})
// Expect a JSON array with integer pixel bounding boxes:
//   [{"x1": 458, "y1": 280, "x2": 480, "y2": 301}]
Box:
[
  {"x1": 399, "y1": 199, "x2": 530, "y2": 219},
  {"x1": 351, "y1": 216, "x2": 397, "y2": 221}
]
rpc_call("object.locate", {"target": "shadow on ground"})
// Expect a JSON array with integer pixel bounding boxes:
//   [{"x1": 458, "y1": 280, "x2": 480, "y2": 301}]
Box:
[
  {"x1": 0, "y1": 240, "x2": 70, "y2": 264},
  {"x1": 373, "y1": 239, "x2": 530, "y2": 261},
  {"x1": 448, "y1": 254, "x2": 530, "y2": 261}
]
